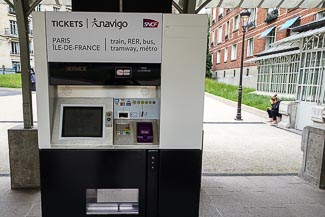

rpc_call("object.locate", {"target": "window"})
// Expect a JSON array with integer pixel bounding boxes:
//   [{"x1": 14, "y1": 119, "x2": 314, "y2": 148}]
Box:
[
  {"x1": 265, "y1": 8, "x2": 279, "y2": 22},
  {"x1": 8, "y1": 5, "x2": 15, "y2": 14},
  {"x1": 217, "y1": 26, "x2": 222, "y2": 44},
  {"x1": 53, "y1": 6, "x2": 60, "y2": 12},
  {"x1": 11, "y1": 41, "x2": 20, "y2": 54},
  {"x1": 211, "y1": 53, "x2": 214, "y2": 65},
  {"x1": 247, "y1": 8, "x2": 256, "y2": 28},
  {"x1": 316, "y1": 11, "x2": 325, "y2": 21},
  {"x1": 35, "y1": 4, "x2": 42, "y2": 11},
  {"x1": 12, "y1": 61, "x2": 20, "y2": 72},
  {"x1": 268, "y1": 8, "x2": 277, "y2": 13},
  {"x1": 29, "y1": 41, "x2": 34, "y2": 54},
  {"x1": 9, "y1": 20, "x2": 18, "y2": 35},
  {"x1": 218, "y1": 8, "x2": 224, "y2": 18},
  {"x1": 211, "y1": 30, "x2": 215, "y2": 46},
  {"x1": 212, "y1": 8, "x2": 217, "y2": 22},
  {"x1": 225, "y1": 21, "x2": 230, "y2": 39},
  {"x1": 224, "y1": 47, "x2": 228, "y2": 62},
  {"x1": 247, "y1": 38, "x2": 254, "y2": 57},
  {"x1": 257, "y1": 54, "x2": 300, "y2": 95},
  {"x1": 231, "y1": 44, "x2": 237, "y2": 60},
  {"x1": 265, "y1": 28, "x2": 276, "y2": 49},
  {"x1": 233, "y1": 15, "x2": 239, "y2": 31},
  {"x1": 66, "y1": 6, "x2": 72, "y2": 12},
  {"x1": 216, "y1": 50, "x2": 221, "y2": 64}
]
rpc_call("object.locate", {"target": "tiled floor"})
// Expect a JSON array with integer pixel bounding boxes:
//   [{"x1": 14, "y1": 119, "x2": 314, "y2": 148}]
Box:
[
  {"x1": 1, "y1": 176, "x2": 324, "y2": 217},
  {"x1": 200, "y1": 176, "x2": 325, "y2": 217}
]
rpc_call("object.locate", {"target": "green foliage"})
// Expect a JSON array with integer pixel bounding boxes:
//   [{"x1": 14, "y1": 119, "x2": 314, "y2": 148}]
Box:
[
  {"x1": 206, "y1": 52, "x2": 212, "y2": 78},
  {"x1": 206, "y1": 21, "x2": 212, "y2": 78},
  {"x1": 0, "y1": 74, "x2": 22, "y2": 88},
  {"x1": 205, "y1": 79, "x2": 293, "y2": 111}
]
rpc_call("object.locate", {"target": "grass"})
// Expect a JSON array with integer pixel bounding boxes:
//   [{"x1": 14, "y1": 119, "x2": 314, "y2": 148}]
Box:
[
  {"x1": 0, "y1": 74, "x2": 22, "y2": 88},
  {"x1": 205, "y1": 78, "x2": 293, "y2": 111}
]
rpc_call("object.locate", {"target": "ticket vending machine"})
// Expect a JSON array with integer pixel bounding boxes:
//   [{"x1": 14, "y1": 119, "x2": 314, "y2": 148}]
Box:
[{"x1": 34, "y1": 12, "x2": 207, "y2": 217}]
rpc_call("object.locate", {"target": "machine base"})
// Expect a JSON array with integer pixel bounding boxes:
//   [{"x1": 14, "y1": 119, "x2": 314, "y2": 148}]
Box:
[{"x1": 39, "y1": 149, "x2": 202, "y2": 217}]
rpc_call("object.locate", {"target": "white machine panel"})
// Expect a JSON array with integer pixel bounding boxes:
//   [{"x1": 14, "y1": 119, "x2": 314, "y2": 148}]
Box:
[{"x1": 159, "y1": 14, "x2": 208, "y2": 150}]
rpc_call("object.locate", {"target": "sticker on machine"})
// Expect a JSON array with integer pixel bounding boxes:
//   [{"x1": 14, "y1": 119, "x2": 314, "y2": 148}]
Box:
[{"x1": 46, "y1": 12, "x2": 163, "y2": 63}]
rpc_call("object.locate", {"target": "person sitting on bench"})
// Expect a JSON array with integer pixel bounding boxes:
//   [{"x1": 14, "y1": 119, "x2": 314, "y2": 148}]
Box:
[{"x1": 267, "y1": 94, "x2": 281, "y2": 124}]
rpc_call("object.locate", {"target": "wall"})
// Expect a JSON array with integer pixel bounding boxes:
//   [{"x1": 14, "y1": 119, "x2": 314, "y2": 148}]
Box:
[{"x1": 209, "y1": 7, "x2": 319, "y2": 88}]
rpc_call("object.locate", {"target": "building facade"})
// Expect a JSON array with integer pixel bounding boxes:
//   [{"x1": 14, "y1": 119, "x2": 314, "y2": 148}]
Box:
[
  {"x1": 0, "y1": 0, "x2": 71, "y2": 74},
  {"x1": 209, "y1": 7, "x2": 317, "y2": 88},
  {"x1": 253, "y1": 11, "x2": 325, "y2": 130}
]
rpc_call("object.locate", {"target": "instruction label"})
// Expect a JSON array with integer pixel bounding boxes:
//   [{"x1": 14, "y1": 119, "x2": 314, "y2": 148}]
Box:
[{"x1": 45, "y1": 12, "x2": 162, "y2": 63}]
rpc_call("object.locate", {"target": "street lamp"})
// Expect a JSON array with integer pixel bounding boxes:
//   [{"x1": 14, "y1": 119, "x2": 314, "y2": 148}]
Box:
[{"x1": 235, "y1": 9, "x2": 251, "y2": 121}]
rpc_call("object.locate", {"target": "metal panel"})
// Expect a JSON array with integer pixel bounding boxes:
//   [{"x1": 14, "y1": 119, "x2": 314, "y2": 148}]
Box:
[
  {"x1": 259, "y1": 26, "x2": 276, "y2": 39},
  {"x1": 281, "y1": 0, "x2": 304, "y2": 8},
  {"x1": 158, "y1": 150, "x2": 202, "y2": 217},
  {"x1": 300, "y1": 0, "x2": 324, "y2": 8},
  {"x1": 33, "y1": 12, "x2": 51, "y2": 149},
  {"x1": 259, "y1": 0, "x2": 283, "y2": 8},
  {"x1": 279, "y1": 16, "x2": 300, "y2": 31},
  {"x1": 39, "y1": 149, "x2": 147, "y2": 217},
  {"x1": 203, "y1": 0, "x2": 324, "y2": 8},
  {"x1": 160, "y1": 14, "x2": 207, "y2": 150}
]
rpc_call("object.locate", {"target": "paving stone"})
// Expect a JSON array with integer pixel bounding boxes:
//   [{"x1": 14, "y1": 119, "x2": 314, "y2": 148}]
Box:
[
  {"x1": 209, "y1": 195, "x2": 247, "y2": 214},
  {"x1": 235, "y1": 191, "x2": 285, "y2": 208},
  {"x1": 204, "y1": 187, "x2": 233, "y2": 196},
  {"x1": 0, "y1": 202, "x2": 33, "y2": 217},
  {"x1": 278, "y1": 176, "x2": 309, "y2": 184},
  {"x1": 246, "y1": 176, "x2": 290, "y2": 188},
  {"x1": 0, "y1": 189, "x2": 40, "y2": 203},
  {"x1": 0, "y1": 177, "x2": 10, "y2": 198},
  {"x1": 26, "y1": 203, "x2": 41, "y2": 217},
  {"x1": 247, "y1": 207, "x2": 297, "y2": 217},
  {"x1": 199, "y1": 190, "x2": 223, "y2": 217},
  {"x1": 287, "y1": 203, "x2": 325, "y2": 217}
]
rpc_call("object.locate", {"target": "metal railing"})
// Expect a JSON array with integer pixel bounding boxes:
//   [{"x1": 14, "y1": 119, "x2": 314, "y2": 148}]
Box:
[
  {"x1": 4, "y1": 28, "x2": 18, "y2": 37},
  {"x1": 1, "y1": 68, "x2": 18, "y2": 75}
]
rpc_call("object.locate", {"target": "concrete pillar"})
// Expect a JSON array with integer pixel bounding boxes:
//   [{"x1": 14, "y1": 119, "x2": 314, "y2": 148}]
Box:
[
  {"x1": 300, "y1": 125, "x2": 325, "y2": 189},
  {"x1": 8, "y1": 125, "x2": 39, "y2": 189}
]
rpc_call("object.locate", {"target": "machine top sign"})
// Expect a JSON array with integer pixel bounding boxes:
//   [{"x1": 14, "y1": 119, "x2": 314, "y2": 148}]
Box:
[{"x1": 45, "y1": 12, "x2": 162, "y2": 63}]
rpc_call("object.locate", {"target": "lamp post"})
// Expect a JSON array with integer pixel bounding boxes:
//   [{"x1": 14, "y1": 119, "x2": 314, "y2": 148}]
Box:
[{"x1": 235, "y1": 9, "x2": 251, "y2": 121}]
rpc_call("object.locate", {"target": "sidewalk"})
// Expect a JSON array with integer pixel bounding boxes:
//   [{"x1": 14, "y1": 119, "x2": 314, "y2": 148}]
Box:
[
  {"x1": 202, "y1": 93, "x2": 302, "y2": 175},
  {"x1": 0, "y1": 175, "x2": 325, "y2": 217},
  {"x1": 0, "y1": 89, "x2": 323, "y2": 217},
  {"x1": 0, "y1": 89, "x2": 37, "y2": 174},
  {"x1": 0, "y1": 90, "x2": 303, "y2": 175}
]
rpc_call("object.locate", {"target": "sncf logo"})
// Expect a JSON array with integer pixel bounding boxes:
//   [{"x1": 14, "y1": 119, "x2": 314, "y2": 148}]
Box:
[{"x1": 143, "y1": 19, "x2": 159, "y2": 28}]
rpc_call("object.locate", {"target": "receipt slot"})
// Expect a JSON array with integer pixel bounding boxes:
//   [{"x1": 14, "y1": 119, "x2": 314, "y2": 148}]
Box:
[{"x1": 34, "y1": 12, "x2": 207, "y2": 217}]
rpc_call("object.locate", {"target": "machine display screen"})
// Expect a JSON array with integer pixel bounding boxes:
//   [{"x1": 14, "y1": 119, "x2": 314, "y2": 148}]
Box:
[{"x1": 62, "y1": 106, "x2": 103, "y2": 137}]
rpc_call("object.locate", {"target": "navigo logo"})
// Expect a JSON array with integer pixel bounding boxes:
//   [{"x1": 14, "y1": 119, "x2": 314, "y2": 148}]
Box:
[{"x1": 143, "y1": 19, "x2": 159, "y2": 28}]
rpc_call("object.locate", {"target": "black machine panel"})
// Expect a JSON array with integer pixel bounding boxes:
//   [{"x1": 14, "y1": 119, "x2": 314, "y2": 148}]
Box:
[
  {"x1": 158, "y1": 150, "x2": 203, "y2": 217},
  {"x1": 39, "y1": 149, "x2": 148, "y2": 217},
  {"x1": 72, "y1": 0, "x2": 173, "y2": 13},
  {"x1": 39, "y1": 149, "x2": 202, "y2": 217},
  {"x1": 48, "y1": 62, "x2": 161, "y2": 86}
]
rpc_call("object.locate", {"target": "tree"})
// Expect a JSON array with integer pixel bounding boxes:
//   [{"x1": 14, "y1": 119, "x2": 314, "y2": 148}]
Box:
[{"x1": 206, "y1": 16, "x2": 212, "y2": 78}]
